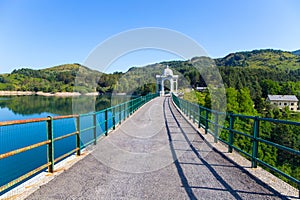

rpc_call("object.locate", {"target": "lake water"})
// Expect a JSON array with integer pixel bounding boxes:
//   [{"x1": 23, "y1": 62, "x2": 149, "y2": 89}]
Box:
[
  {"x1": 0, "y1": 95, "x2": 133, "y2": 122},
  {"x1": 0, "y1": 95, "x2": 133, "y2": 194}
]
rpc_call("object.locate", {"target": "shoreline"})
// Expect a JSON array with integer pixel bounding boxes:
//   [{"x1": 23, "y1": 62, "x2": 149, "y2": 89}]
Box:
[
  {"x1": 0, "y1": 91, "x2": 133, "y2": 97},
  {"x1": 0, "y1": 91, "x2": 99, "y2": 97}
]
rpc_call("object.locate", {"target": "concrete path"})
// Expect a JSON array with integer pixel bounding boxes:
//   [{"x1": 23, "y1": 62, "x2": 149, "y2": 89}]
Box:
[{"x1": 27, "y1": 97, "x2": 286, "y2": 200}]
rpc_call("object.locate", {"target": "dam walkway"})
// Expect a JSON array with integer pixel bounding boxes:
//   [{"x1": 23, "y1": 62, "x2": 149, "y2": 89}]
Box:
[{"x1": 26, "y1": 97, "x2": 290, "y2": 200}]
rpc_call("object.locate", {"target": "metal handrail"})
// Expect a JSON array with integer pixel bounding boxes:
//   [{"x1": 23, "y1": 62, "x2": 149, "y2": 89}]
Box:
[
  {"x1": 0, "y1": 93, "x2": 158, "y2": 193},
  {"x1": 171, "y1": 93, "x2": 300, "y2": 195}
]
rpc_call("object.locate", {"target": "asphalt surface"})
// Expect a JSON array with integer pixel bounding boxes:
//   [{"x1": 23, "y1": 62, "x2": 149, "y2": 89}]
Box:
[{"x1": 26, "y1": 97, "x2": 286, "y2": 200}]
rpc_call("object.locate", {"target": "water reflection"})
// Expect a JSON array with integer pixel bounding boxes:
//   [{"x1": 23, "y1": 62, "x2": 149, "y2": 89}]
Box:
[{"x1": 0, "y1": 95, "x2": 133, "y2": 121}]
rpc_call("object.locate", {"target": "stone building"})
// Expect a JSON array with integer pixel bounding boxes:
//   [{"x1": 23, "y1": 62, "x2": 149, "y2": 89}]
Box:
[{"x1": 266, "y1": 95, "x2": 299, "y2": 111}]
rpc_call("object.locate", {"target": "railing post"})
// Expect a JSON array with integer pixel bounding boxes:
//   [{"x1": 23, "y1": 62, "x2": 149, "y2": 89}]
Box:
[
  {"x1": 228, "y1": 113, "x2": 234, "y2": 153},
  {"x1": 128, "y1": 101, "x2": 130, "y2": 117},
  {"x1": 132, "y1": 100, "x2": 135, "y2": 113},
  {"x1": 205, "y1": 109, "x2": 209, "y2": 134},
  {"x1": 252, "y1": 116, "x2": 259, "y2": 168},
  {"x1": 76, "y1": 115, "x2": 81, "y2": 156},
  {"x1": 185, "y1": 101, "x2": 187, "y2": 115},
  {"x1": 105, "y1": 109, "x2": 108, "y2": 136},
  {"x1": 112, "y1": 107, "x2": 116, "y2": 130},
  {"x1": 127, "y1": 102, "x2": 129, "y2": 118},
  {"x1": 188, "y1": 102, "x2": 191, "y2": 119},
  {"x1": 214, "y1": 112, "x2": 219, "y2": 143},
  {"x1": 93, "y1": 113, "x2": 97, "y2": 145},
  {"x1": 198, "y1": 106, "x2": 202, "y2": 128},
  {"x1": 47, "y1": 116, "x2": 54, "y2": 173},
  {"x1": 119, "y1": 104, "x2": 122, "y2": 125},
  {"x1": 124, "y1": 103, "x2": 127, "y2": 119},
  {"x1": 188, "y1": 102, "x2": 190, "y2": 118},
  {"x1": 128, "y1": 101, "x2": 130, "y2": 116},
  {"x1": 121, "y1": 103, "x2": 125, "y2": 122},
  {"x1": 138, "y1": 97, "x2": 140, "y2": 108},
  {"x1": 193, "y1": 104, "x2": 196, "y2": 123}
]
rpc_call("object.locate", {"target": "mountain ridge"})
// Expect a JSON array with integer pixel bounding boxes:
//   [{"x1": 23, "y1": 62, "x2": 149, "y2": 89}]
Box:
[
  {"x1": 292, "y1": 49, "x2": 300, "y2": 56},
  {"x1": 2, "y1": 48, "x2": 300, "y2": 74},
  {"x1": 1, "y1": 48, "x2": 300, "y2": 95},
  {"x1": 214, "y1": 49, "x2": 300, "y2": 70}
]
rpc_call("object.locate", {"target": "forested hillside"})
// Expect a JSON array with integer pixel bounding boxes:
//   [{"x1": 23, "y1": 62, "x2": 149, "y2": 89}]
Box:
[
  {"x1": 159, "y1": 49, "x2": 300, "y2": 108},
  {"x1": 1, "y1": 49, "x2": 300, "y2": 100},
  {"x1": 179, "y1": 49, "x2": 300, "y2": 188},
  {"x1": 216, "y1": 49, "x2": 300, "y2": 105},
  {"x1": 215, "y1": 49, "x2": 300, "y2": 69},
  {"x1": 0, "y1": 64, "x2": 100, "y2": 93},
  {"x1": 0, "y1": 64, "x2": 123, "y2": 94},
  {"x1": 292, "y1": 49, "x2": 300, "y2": 56}
]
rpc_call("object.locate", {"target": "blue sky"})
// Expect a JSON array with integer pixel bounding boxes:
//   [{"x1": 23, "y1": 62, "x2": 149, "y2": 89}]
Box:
[{"x1": 0, "y1": 0, "x2": 300, "y2": 73}]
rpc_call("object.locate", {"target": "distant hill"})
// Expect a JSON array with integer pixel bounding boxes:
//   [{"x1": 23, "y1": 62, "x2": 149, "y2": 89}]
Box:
[
  {"x1": 215, "y1": 49, "x2": 300, "y2": 70},
  {"x1": 0, "y1": 64, "x2": 105, "y2": 93},
  {"x1": 1, "y1": 49, "x2": 300, "y2": 96},
  {"x1": 292, "y1": 49, "x2": 300, "y2": 56},
  {"x1": 121, "y1": 49, "x2": 300, "y2": 99}
]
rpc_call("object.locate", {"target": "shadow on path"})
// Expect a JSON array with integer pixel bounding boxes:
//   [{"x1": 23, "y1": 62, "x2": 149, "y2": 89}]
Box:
[
  {"x1": 163, "y1": 98, "x2": 197, "y2": 199},
  {"x1": 163, "y1": 97, "x2": 287, "y2": 200}
]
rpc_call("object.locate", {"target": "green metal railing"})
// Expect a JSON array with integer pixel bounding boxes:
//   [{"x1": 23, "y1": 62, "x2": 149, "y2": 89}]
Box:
[
  {"x1": 0, "y1": 93, "x2": 158, "y2": 194},
  {"x1": 172, "y1": 93, "x2": 300, "y2": 195}
]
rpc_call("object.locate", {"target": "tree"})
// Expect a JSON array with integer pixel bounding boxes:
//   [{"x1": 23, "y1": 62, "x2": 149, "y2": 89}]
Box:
[
  {"x1": 226, "y1": 87, "x2": 239, "y2": 113},
  {"x1": 254, "y1": 96, "x2": 265, "y2": 113},
  {"x1": 261, "y1": 80, "x2": 281, "y2": 97},
  {"x1": 237, "y1": 88, "x2": 257, "y2": 115},
  {"x1": 204, "y1": 93, "x2": 211, "y2": 109}
]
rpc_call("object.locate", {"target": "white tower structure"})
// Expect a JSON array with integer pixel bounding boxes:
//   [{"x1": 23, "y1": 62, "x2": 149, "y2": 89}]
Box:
[{"x1": 156, "y1": 65, "x2": 178, "y2": 96}]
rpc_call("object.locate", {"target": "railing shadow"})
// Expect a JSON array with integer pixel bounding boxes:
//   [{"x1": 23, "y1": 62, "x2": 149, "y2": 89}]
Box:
[
  {"x1": 163, "y1": 97, "x2": 288, "y2": 200},
  {"x1": 163, "y1": 97, "x2": 197, "y2": 199}
]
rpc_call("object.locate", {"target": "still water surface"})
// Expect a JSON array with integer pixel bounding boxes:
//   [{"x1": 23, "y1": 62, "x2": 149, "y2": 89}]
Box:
[
  {"x1": 0, "y1": 95, "x2": 133, "y2": 194},
  {"x1": 0, "y1": 95, "x2": 132, "y2": 121}
]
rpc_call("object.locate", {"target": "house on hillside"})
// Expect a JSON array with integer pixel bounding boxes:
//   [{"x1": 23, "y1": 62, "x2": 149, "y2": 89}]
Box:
[
  {"x1": 196, "y1": 87, "x2": 207, "y2": 92},
  {"x1": 266, "y1": 95, "x2": 299, "y2": 111}
]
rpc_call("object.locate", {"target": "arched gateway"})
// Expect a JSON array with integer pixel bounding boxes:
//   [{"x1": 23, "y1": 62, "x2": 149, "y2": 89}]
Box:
[{"x1": 156, "y1": 66, "x2": 178, "y2": 96}]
